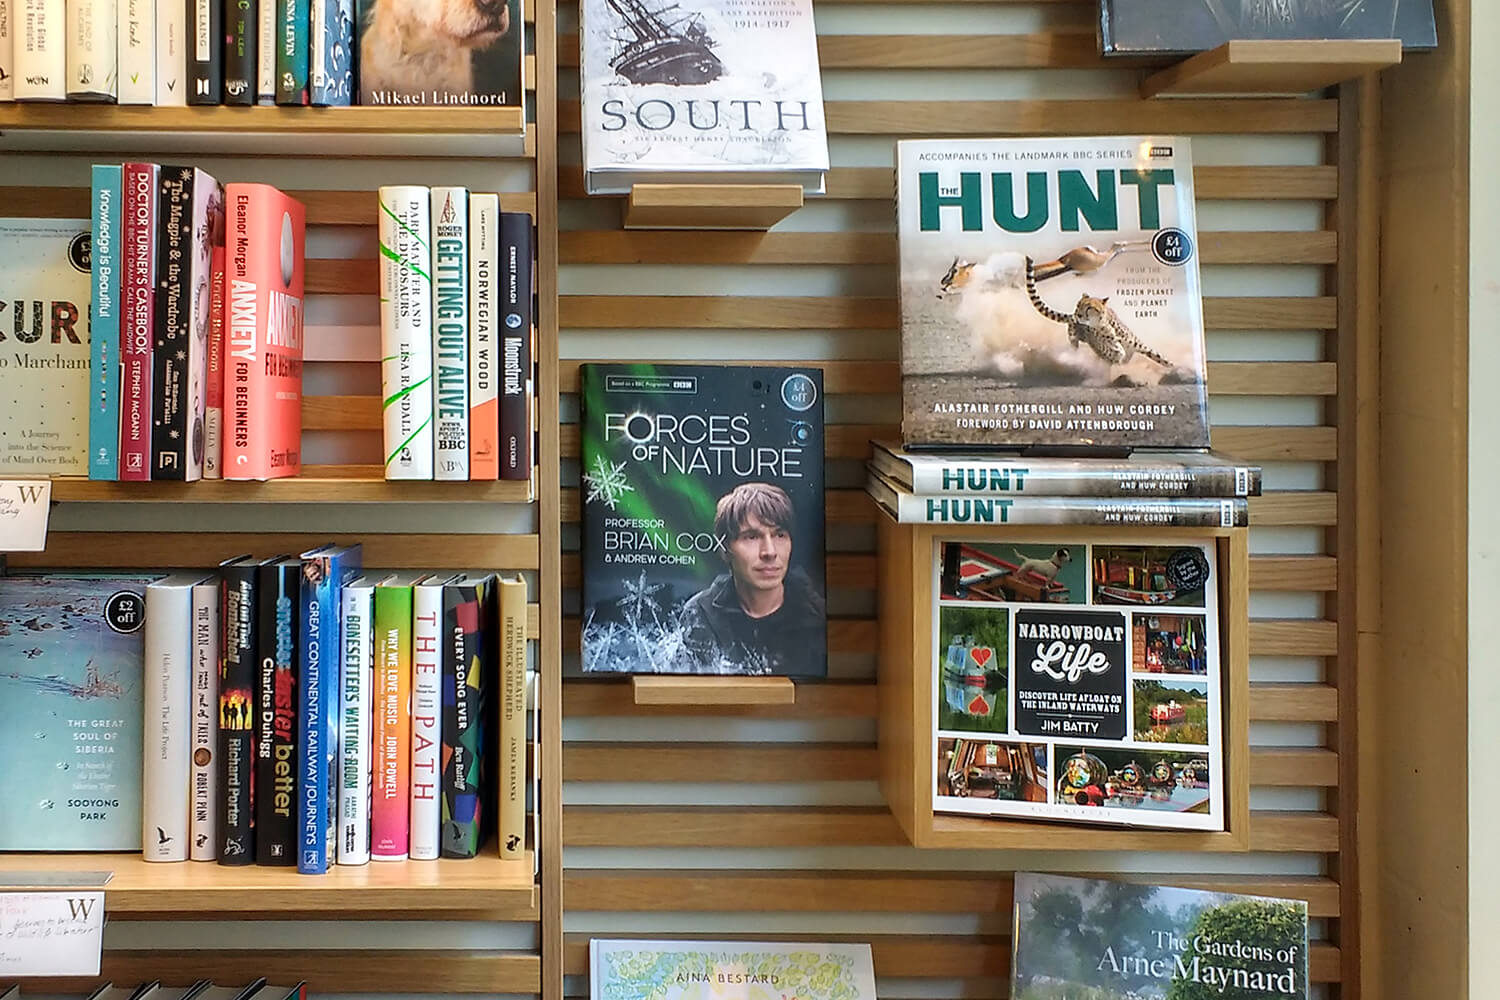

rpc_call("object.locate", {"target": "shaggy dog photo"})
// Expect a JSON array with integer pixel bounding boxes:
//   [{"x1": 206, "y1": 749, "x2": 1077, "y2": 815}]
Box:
[{"x1": 361, "y1": 0, "x2": 512, "y2": 97}]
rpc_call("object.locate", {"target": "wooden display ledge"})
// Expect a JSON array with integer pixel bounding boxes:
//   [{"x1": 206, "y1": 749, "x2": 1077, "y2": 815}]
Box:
[
  {"x1": 632, "y1": 675, "x2": 797, "y2": 706},
  {"x1": 47, "y1": 468, "x2": 535, "y2": 504},
  {"x1": 1142, "y1": 39, "x2": 1401, "y2": 98},
  {"x1": 624, "y1": 184, "x2": 804, "y2": 231},
  {"x1": 0, "y1": 851, "x2": 536, "y2": 918}
]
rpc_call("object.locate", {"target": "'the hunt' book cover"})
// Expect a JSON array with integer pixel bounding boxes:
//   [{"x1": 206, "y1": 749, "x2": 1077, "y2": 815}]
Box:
[
  {"x1": 897, "y1": 137, "x2": 1209, "y2": 452},
  {"x1": 580, "y1": 363, "x2": 826, "y2": 676}
]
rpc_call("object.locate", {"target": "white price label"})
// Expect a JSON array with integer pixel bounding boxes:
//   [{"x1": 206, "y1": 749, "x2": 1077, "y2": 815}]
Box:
[
  {"x1": 0, "y1": 480, "x2": 51, "y2": 552},
  {"x1": 0, "y1": 891, "x2": 105, "y2": 975}
]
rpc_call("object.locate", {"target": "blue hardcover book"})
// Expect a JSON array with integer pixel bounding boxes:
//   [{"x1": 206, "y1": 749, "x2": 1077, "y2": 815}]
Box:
[
  {"x1": 308, "y1": 0, "x2": 353, "y2": 106},
  {"x1": 297, "y1": 542, "x2": 363, "y2": 873},
  {"x1": 89, "y1": 165, "x2": 123, "y2": 481}
]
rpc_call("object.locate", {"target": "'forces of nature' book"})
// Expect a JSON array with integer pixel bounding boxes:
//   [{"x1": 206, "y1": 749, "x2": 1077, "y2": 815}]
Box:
[
  {"x1": 897, "y1": 137, "x2": 1209, "y2": 452},
  {"x1": 579, "y1": 0, "x2": 829, "y2": 195},
  {"x1": 0, "y1": 219, "x2": 92, "y2": 476},
  {"x1": 1011, "y1": 873, "x2": 1308, "y2": 1000},
  {"x1": 0, "y1": 573, "x2": 157, "y2": 851},
  {"x1": 590, "y1": 940, "x2": 876, "y2": 1000},
  {"x1": 580, "y1": 363, "x2": 827, "y2": 676}
]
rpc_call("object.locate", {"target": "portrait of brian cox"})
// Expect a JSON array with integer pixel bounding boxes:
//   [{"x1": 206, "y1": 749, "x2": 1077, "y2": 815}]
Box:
[{"x1": 677, "y1": 482, "x2": 826, "y2": 675}]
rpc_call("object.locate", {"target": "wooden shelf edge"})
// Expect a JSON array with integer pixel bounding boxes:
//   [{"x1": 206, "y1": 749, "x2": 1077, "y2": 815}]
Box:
[
  {"x1": 624, "y1": 184, "x2": 805, "y2": 231},
  {"x1": 920, "y1": 813, "x2": 1250, "y2": 852},
  {"x1": 632, "y1": 675, "x2": 798, "y2": 706},
  {"x1": 1142, "y1": 39, "x2": 1402, "y2": 98},
  {"x1": 46, "y1": 474, "x2": 537, "y2": 504}
]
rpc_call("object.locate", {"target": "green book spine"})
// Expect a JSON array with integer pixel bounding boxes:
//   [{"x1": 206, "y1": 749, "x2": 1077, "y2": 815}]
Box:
[
  {"x1": 274, "y1": 0, "x2": 308, "y2": 104},
  {"x1": 371, "y1": 576, "x2": 416, "y2": 860}
]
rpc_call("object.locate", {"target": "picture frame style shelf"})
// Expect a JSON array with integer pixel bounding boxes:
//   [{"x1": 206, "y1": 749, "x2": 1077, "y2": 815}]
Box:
[
  {"x1": 1141, "y1": 39, "x2": 1401, "y2": 98},
  {"x1": 631, "y1": 676, "x2": 797, "y2": 706},
  {"x1": 623, "y1": 184, "x2": 805, "y2": 231},
  {"x1": 875, "y1": 513, "x2": 1252, "y2": 852}
]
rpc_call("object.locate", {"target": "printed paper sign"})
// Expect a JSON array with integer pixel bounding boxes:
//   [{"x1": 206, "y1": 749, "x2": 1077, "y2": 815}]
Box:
[
  {"x1": 0, "y1": 480, "x2": 52, "y2": 552},
  {"x1": 0, "y1": 891, "x2": 105, "y2": 975}
]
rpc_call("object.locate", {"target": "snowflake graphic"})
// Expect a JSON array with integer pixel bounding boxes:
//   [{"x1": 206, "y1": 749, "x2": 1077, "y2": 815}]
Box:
[{"x1": 583, "y1": 454, "x2": 635, "y2": 510}]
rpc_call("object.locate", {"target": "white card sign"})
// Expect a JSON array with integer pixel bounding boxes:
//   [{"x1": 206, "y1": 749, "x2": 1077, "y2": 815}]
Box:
[
  {"x1": 0, "y1": 891, "x2": 105, "y2": 975},
  {"x1": 0, "y1": 480, "x2": 51, "y2": 552}
]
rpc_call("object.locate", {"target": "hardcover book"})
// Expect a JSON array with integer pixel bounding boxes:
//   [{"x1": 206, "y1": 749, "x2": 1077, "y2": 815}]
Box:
[
  {"x1": 155, "y1": 0, "x2": 186, "y2": 105},
  {"x1": 1099, "y1": 0, "x2": 1436, "y2": 55},
  {"x1": 930, "y1": 537, "x2": 1225, "y2": 831},
  {"x1": 255, "y1": 556, "x2": 300, "y2": 865},
  {"x1": 188, "y1": 0, "x2": 220, "y2": 102},
  {"x1": 896, "y1": 136, "x2": 1209, "y2": 452},
  {"x1": 496, "y1": 572, "x2": 525, "y2": 858},
  {"x1": 580, "y1": 363, "x2": 827, "y2": 676},
  {"x1": 356, "y1": 0, "x2": 523, "y2": 109},
  {"x1": 66, "y1": 0, "x2": 117, "y2": 100},
  {"x1": 309, "y1": 0, "x2": 352, "y2": 104},
  {"x1": 432, "y1": 187, "x2": 470, "y2": 481},
  {"x1": 409, "y1": 572, "x2": 453, "y2": 859},
  {"x1": 339, "y1": 572, "x2": 384, "y2": 865},
  {"x1": 205, "y1": 242, "x2": 226, "y2": 477},
  {"x1": 224, "y1": 0, "x2": 257, "y2": 103},
  {"x1": 152, "y1": 168, "x2": 192, "y2": 479},
  {"x1": 578, "y1": 0, "x2": 830, "y2": 194},
  {"x1": 189, "y1": 576, "x2": 220, "y2": 860},
  {"x1": 468, "y1": 193, "x2": 501, "y2": 480},
  {"x1": 143, "y1": 572, "x2": 208, "y2": 862},
  {"x1": 0, "y1": 574, "x2": 154, "y2": 851},
  {"x1": 116, "y1": 0, "x2": 153, "y2": 103},
  {"x1": 15, "y1": 0, "x2": 65, "y2": 99},
  {"x1": 372, "y1": 571, "x2": 424, "y2": 860},
  {"x1": 219, "y1": 554, "x2": 276, "y2": 864},
  {"x1": 498, "y1": 211, "x2": 532, "y2": 481},
  {"x1": 0, "y1": 218, "x2": 92, "y2": 477},
  {"x1": 0, "y1": 0, "x2": 13, "y2": 100},
  {"x1": 589, "y1": 940, "x2": 876, "y2": 1000},
  {"x1": 1011, "y1": 872, "x2": 1308, "y2": 1000},
  {"x1": 275, "y1": 0, "x2": 308, "y2": 103},
  {"x1": 120, "y1": 163, "x2": 158, "y2": 481},
  {"x1": 377, "y1": 185, "x2": 434, "y2": 480},
  {"x1": 90, "y1": 166, "x2": 122, "y2": 480},
  {"x1": 441, "y1": 572, "x2": 495, "y2": 858}
]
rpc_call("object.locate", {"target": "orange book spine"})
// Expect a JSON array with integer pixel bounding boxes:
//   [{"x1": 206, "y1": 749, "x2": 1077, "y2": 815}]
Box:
[{"x1": 469, "y1": 193, "x2": 501, "y2": 480}]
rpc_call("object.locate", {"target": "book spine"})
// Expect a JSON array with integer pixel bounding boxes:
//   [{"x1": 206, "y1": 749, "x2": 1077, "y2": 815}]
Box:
[
  {"x1": 338, "y1": 581, "x2": 374, "y2": 865},
  {"x1": 66, "y1": 0, "x2": 116, "y2": 100},
  {"x1": 307, "y1": 0, "x2": 349, "y2": 105},
  {"x1": 377, "y1": 186, "x2": 434, "y2": 480},
  {"x1": 497, "y1": 576, "x2": 526, "y2": 860},
  {"x1": 204, "y1": 243, "x2": 225, "y2": 478},
  {"x1": 190, "y1": 578, "x2": 220, "y2": 861},
  {"x1": 14, "y1": 0, "x2": 65, "y2": 99},
  {"x1": 183, "y1": 170, "x2": 221, "y2": 483},
  {"x1": 297, "y1": 562, "x2": 333, "y2": 873},
  {"x1": 371, "y1": 583, "x2": 412, "y2": 860},
  {"x1": 223, "y1": 186, "x2": 255, "y2": 477},
  {"x1": 440, "y1": 581, "x2": 478, "y2": 857},
  {"x1": 218, "y1": 564, "x2": 257, "y2": 863},
  {"x1": 255, "y1": 561, "x2": 298, "y2": 865},
  {"x1": 254, "y1": 0, "x2": 273, "y2": 102},
  {"x1": 409, "y1": 583, "x2": 443, "y2": 860},
  {"x1": 468, "y1": 194, "x2": 499, "y2": 480},
  {"x1": 0, "y1": 0, "x2": 13, "y2": 100},
  {"x1": 119, "y1": 162, "x2": 157, "y2": 482},
  {"x1": 188, "y1": 0, "x2": 220, "y2": 102},
  {"x1": 498, "y1": 213, "x2": 533, "y2": 481},
  {"x1": 905, "y1": 461, "x2": 1261, "y2": 498},
  {"x1": 143, "y1": 582, "x2": 193, "y2": 863},
  {"x1": 90, "y1": 164, "x2": 122, "y2": 481},
  {"x1": 431, "y1": 187, "x2": 470, "y2": 481},
  {"x1": 152, "y1": 166, "x2": 192, "y2": 481},
  {"x1": 891, "y1": 492, "x2": 1250, "y2": 527},
  {"x1": 154, "y1": 0, "x2": 185, "y2": 104},
  {"x1": 222, "y1": 0, "x2": 254, "y2": 103},
  {"x1": 115, "y1": 0, "x2": 152, "y2": 102},
  {"x1": 274, "y1": 0, "x2": 306, "y2": 103}
]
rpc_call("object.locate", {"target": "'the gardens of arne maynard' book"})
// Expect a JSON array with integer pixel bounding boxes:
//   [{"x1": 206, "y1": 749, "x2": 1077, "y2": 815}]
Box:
[
  {"x1": 1010, "y1": 872, "x2": 1307, "y2": 1000},
  {"x1": 579, "y1": 0, "x2": 829, "y2": 194},
  {"x1": 897, "y1": 136, "x2": 1209, "y2": 453}
]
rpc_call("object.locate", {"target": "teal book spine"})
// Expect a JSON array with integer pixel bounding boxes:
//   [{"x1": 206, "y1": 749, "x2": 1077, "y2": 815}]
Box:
[
  {"x1": 275, "y1": 0, "x2": 308, "y2": 104},
  {"x1": 89, "y1": 164, "x2": 122, "y2": 480}
]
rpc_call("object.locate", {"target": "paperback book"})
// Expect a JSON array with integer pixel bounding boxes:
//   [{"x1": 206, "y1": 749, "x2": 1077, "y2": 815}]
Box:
[
  {"x1": 897, "y1": 136, "x2": 1209, "y2": 452},
  {"x1": 1099, "y1": 0, "x2": 1437, "y2": 55},
  {"x1": 589, "y1": 940, "x2": 876, "y2": 1000},
  {"x1": 931, "y1": 537, "x2": 1225, "y2": 831},
  {"x1": 580, "y1": 363, "x2": 827, "y2": 676},
  {"x1": 1011, "y1": 872, "x2": 1308, "y2": 1000}
]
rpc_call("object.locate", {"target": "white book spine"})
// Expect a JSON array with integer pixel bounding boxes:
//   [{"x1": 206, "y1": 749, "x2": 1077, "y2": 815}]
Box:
[
  {"x1": 189, "y1": 579, "x2": 219, "y2": 861},
  {"x1": 143, "y1": 577, "x2": 196, "y2": 862},
  {"x1": 408, "y1": 580, "x2": 443, "y2": 861},
  {"x1": 468, "y1": 193, "x2": 499, "y2": 479},
  {"x1": 65, "y1": 0, "x2": 114, "y2": 98},
  {"x1": 14, "y1": 0, "x2": 65, "y2": 100},
  {"x1": 0, "y1": 0, "x2": 14, "y2": 99},
  {"x1": 338, "y1": 579, "x2": 375, "y2": 865},
  {"x1": 378, "y1": 185, "x2": 435, "y2": 480},
  {"x1": 254, "y1": 0, "x2": 272, "y2": 102},
  {"x1": 154, "y1": 0, "x2": 183, "y2": 104},
  {"x1": 430, "y1": 186, "x2": 470, "y2": 481},
  {"x1": 114, "y1": 0, "x2": 151, "y2": 103}
]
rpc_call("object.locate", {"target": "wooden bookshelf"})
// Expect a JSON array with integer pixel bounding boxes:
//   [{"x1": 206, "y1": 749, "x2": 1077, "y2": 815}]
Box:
[
  {"x1": 47, "y1": 471, "x2": 536, "y2": 504},
  {"x1": 1142, "y1": 39, "x2": 1401, "y2": 98},
  {"x1": 631, "y1": 676, "x2": 797, "y2": 706},
  {"x1": 623, "y1": 184, "x2": 805, "y2": 231}
]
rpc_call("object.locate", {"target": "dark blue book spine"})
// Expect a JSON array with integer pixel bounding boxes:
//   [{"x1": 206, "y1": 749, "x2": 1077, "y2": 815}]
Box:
[
  {"x1": 90, "y1": 165, "x2": 122, "y2": 480},
  {"x1": 255, "y1": 557, "x2": 300, "y2": 865},
  {"x1": 308, "y1": 0, "x2": 352, "y2": 105}
]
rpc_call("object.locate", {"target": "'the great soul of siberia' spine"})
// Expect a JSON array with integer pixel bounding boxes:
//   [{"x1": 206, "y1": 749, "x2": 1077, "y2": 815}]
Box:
[
  {"x1": 190, "y1": 577, "x2": 221, "y2": 861},
  {"x1": 431, "y1": 187, "x2": 470, "y2": 481},
  {"x1": 378, "y1": 186, "x2": 435, "y2": 480},
  {"x1": 274, "y1": 0, "x2": 307, "y2": 103},
  {"x1": 498, "y1": 212, "x2": 533, "y2": 481},
  {"x1": 115, "y1": 0, "x2": 152, "y2": 103},
  {"x1": 119, "y1": 162, "x2": 158, "y2": 482},
  {"x1": 255, "y1": 557, "x2": 299, "y2": 865},
  {"x1": 15, "y1": 0, "x2": 66, "y2": 100},
  {"x1": 66, "y1": 0, "x2": 117, "y2": 100},
  {"x1": 218, "y1": 555, "x2": 262, "y2": 864},
  {"x1": 468, "y1": 194, "x2": 500, "y2": 480},
  {"x1": 409, "y1": 577, "x2": 446, "y2": 860},
  {"x1": 338, "y1": 574, "x2": 379, "y2": 865},
  {"x1": 143, "y1": 574, "x2": 199, "y2": 862},
  {"x1": 154, "y1": 0, "x2": 185, "y2": 105},
  {"x1": 223, "y1": 0, "x2": 255, "y2": 103},
  {"x1": 308, "y1": 0, "x2": 350, "y2": 105},
  {"x1": 90, "y1": 164, "x2": 122, "y2": 480},
  {"x1": 152, "y1": 166, "x2": 192, "y2": 480},
  {"x1": 188, "y1": 0, "x2": 221, "y2": 102}
]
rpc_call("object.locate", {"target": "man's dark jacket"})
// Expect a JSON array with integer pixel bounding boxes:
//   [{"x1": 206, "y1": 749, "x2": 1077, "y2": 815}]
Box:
[{"x1": 675, "y1": 566, "x2": 826, "y2": 674}]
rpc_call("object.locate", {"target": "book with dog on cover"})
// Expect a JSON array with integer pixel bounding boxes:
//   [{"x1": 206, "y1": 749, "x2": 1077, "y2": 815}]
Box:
[
  {"x1": 897, "y1": 136, "x2": 1208, "y2": 453},
  {"x1": 356, "y1": 0, "x2": 523, "y2": 110}
]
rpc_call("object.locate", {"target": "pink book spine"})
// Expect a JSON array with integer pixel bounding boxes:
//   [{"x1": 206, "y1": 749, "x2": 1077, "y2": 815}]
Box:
[
  {"x1": 204, "y1": 244, "x2": 226, "y2": 479},
  {"x1": 119, "y1": 162, "x2": 158, "y2": 482}
]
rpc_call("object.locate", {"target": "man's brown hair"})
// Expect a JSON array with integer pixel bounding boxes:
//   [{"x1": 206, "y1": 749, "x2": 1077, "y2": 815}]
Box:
[{"x1": 714, "y1": 482, "x2": 795, "y2": 543}]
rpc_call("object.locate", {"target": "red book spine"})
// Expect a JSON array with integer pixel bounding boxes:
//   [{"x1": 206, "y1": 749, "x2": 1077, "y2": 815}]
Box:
[
  {"x1": 204, "y1": 244, "x2": 226, "y2": 479},
  {"x1": 223, "y1": 183, "x2": 306, "y2": 480},
  {"x1": 119, "y1": 163, "x2": 159, "y2": 482}
]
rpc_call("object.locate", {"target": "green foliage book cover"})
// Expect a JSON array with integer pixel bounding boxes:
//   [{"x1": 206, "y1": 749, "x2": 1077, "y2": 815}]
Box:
[{"x1": 1012, "y1": 873, "x2": 1308, "y2": 1000}]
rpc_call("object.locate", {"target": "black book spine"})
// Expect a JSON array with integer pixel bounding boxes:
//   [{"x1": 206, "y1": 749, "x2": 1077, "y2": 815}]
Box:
[
  {"x1": 152, "y1": 166, "x2": 192, "y2": 480},
  {"x1": 218, "y1": 562, "x2": 259, "y2": 864},
  {"x1": 189, "y1": 0, "x2": 224, "y2": 103},
  {"x1": 223, "y1": 0, "x2": 256, "y2": 104},
  {"x1": 498, "y1": 213, "x2": 534, "y2": 481},
  {"x1": 254, "y1": 558, "x2": 299, "y2": 865}
]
